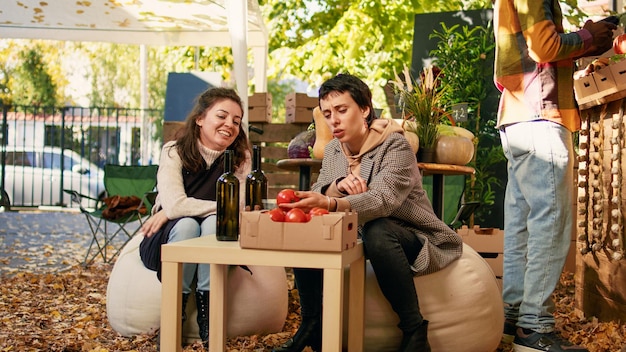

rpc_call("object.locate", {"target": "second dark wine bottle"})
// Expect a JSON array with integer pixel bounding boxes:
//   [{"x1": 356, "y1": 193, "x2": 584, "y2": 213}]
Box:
[
  {"x1": 216, "y1": 150, "x2": 240, "y2": 241},
  {"x1": 245, "y1": 144, "x2": 268, "y2": 210}
]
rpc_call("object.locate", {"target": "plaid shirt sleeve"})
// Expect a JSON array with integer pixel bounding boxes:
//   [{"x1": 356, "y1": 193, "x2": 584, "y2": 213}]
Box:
[{"x1": 494, "y1": 0, "x2": 591, "y2": 131}]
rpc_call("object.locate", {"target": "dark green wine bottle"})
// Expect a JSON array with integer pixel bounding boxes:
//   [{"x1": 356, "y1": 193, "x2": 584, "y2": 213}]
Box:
[
  {"x1": 245, "y1": 145, "x2": 268, "y2": 210},
  {"x1": 216, "y1": 150, "x2": 240, "y2": 241}
]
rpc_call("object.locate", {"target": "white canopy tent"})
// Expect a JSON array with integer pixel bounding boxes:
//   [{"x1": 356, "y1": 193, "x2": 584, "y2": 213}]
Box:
[
  {"x1": 0, "y1": 0, "x2": 268, "y2": 97},
  {"x1": 0, "y1": 0, "x2": 269, "y2": 161}
]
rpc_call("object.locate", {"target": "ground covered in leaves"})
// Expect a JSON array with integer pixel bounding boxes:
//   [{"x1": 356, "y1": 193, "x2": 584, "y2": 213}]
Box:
[
  {"x1": 1, "y1": 211, "x2": 626, "y2": 351},
  {"x1": 1, "y1": 265, "x2": 625, "y2": 351}
]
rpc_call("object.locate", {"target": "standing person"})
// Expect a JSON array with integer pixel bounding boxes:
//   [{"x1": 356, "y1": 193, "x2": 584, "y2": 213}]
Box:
[
  {"x1": 274, "y1": 73, "x2": 463, "y2": 352},
  {"x1": 494, "y1": 1, "x2": 616, "y2": 350},
  {"x1": 139, "y1": 87, "x2": 251, "y2": 347}
]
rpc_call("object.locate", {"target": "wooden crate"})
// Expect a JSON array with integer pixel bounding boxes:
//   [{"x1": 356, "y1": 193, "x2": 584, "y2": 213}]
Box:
[
  {"x1": 285, "y1": 92, "x2": 317, "y2": 124},
  {"x1": 457, "y1": 226, "x2": 503, "y2": 290},
  {"x1": 248, "y1": 93, "x2": 272, "y2": 123}
]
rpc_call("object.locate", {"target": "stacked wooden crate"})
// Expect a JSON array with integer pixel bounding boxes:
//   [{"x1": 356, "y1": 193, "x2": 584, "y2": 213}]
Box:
[
  {"x1": 286, "y1": 92, "x2": 318, "y2": 124},
  {"x1": 248, "y1": 92, "x2": 272, "y2": 123}
]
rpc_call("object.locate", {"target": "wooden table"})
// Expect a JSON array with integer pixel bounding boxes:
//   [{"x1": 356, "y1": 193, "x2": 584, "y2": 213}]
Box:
[
  {"x1": 276, "y1": 158, "x2": 322, "y2": 191},
  {"x1": 418, "y1": 162, "x2": 475, "y2": 219},
  {"x1": 160, "y1": 236, "x2": 365, "y2": 352}
]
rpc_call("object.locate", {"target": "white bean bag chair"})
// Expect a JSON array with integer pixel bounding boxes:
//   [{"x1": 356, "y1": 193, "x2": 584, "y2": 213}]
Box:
[
  {"x1": 343, "y1": 243, "x2": 503, "y2": 352},
  {"x1": 106, "y1": 234, "x2": 289, "y2": 342}
]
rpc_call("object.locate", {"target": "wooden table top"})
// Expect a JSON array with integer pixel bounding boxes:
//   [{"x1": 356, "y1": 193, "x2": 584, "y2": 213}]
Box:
[
  {"x1": 417, "y1": 162, "x2": 475, "y2": 176},
  {"x1": 276, "y1": 158, "x2": 475, "y2": 177},
  {"x1": 276, "y1": 158, "x2": 323, "y2": 172}
]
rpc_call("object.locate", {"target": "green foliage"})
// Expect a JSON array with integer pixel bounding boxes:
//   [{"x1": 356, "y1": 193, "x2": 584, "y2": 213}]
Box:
[
  {"x1": 429, "y1": 23, "x2": 494, "y2": 107},
  {"x1": 10, "y1": 47, "x2": 58, "y2": 107},
  {"x1": 262, "y1": 0, "x2": 470, "y2": 110},
  {"x1": 428, "y1": 21, "x2": 506, "y2": 224}
]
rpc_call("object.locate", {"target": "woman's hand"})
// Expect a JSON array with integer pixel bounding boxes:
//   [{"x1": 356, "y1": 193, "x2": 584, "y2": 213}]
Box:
[
  {"x1": 140, "y1": 210, "x2": 169, "y2": 238},
  {"x1": 338, "y1": 174, "x2": 366, "y2": 195},
  {"x1": 278, "y1": 191, "x2": 328, "y2": 213}
]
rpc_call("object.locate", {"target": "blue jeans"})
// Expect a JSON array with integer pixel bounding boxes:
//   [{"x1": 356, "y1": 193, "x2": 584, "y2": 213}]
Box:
[
  {"x1": 499, "y1": 120, "x2": 573, "y2": 333},
  {"x1": 168, "y1": 215, "x2": 216, "y2": 293}
]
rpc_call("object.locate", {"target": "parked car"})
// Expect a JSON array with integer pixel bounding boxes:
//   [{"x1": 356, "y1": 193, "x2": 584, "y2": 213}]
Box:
[{"x1": 0, "y1": 146, "x2": 105, "y2": 208}]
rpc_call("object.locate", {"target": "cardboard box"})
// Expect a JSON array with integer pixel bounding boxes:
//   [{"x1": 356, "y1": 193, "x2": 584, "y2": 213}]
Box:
[
  {"x1": 458, "y1": 226, "x2": 504, "y2": 285},
  {"x1": 286, "y1": 92, "x2": 318, "y2": 109},
  {"x1": 248, "y1": 105, "x2": 272, "y2": 123},
  {"x1": 481, "y1": 253, "x2": 503, "y2": 277},
  {"x1": 457, "y1": 226, "x2": 503, "y2": 254},
  {"x1": 574, "y1": 74, "x2": 599, "y2": 105},
  {"x1": 574, "y1": 60, "x2": 626, "y2": 107},
  {"x1": 249, "y1": 92, "x2": 272, "y2": 107},
  {"x1": 594, "y1": 66, "x2": 618, "y2": 95},
  {"x1": 609, "y1": 58, "x2": 626, "y2": 90},
  {"x1": 240, "y1": 210, "x2": 358, "y2": 252},
  {"x1": 286, "y1": 106, "x2": 314, "y2": 124}
]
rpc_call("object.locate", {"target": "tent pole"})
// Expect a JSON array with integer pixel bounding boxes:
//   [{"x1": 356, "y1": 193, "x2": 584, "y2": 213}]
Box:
[
  {"x1": 226, "y1": 0, "x2": 249, "y2": 132},
  {"x1": 140, "y1": 44, "x2": 151, "y2": 165}
]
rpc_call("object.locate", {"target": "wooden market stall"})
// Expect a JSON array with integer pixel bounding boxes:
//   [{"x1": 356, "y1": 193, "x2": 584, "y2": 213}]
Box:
[{"x1": 574, "y1": 60, "x2": 626, "y2": 321}]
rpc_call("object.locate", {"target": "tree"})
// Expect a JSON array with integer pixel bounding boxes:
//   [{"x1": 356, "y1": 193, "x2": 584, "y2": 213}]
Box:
[
  {"x1": 260, "y1": 0, "x2": 493, "y2": 110},
  {"x1": 8, "y1": 46, "x2": 58, "y2": 107}
]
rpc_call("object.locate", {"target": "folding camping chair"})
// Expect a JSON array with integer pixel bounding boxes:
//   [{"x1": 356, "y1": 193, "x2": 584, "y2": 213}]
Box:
[{"x1": 65, "y1": 164, "x2": 158, "y2": 266}]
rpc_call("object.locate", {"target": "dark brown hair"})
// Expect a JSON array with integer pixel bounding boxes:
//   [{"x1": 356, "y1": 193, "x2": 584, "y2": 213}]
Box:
[
  {"x1": 318, "y1": 73, "x2": 376, "y2": 126},
  {"x1": 173, "y1": 87, "x2": 250, "y2": 173}
]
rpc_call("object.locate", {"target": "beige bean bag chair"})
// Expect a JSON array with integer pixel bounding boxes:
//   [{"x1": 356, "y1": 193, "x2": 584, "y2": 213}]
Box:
[
  {"x1": 106, "y1": 234, "x2": 289, "y2": 342},
  {"x1": 343, "y1": 243, "x2": 503, "y2": 352}
]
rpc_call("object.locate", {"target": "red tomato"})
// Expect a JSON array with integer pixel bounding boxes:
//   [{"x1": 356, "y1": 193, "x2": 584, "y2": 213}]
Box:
[
  {"x1": 309, "y1": 207, "x2": 330, "y2": 216},
  {"x1": 276, "y1": 189, "x2": 300, "y2": 205},
  {"x1": 614, "y1": 34, "x2": 626, "y2": 55},
  {"x1": 285, "y1": 208, "x2": 308, "y2": 223},
  {"x1": 267, "y1": 207, "x2": 286, "y2": 222}
]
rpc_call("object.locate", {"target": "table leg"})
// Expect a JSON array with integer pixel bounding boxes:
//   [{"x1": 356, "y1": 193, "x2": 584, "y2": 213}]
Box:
[
  {"x1": 209, "y1": 264, "x2": 228, "y2": 351},
  {"x1": 161, "y1": 261, "x2": 183, "y2": 352},
  {"x1": 299, "y1": 165, "x2": 312, "y2": 191},
  {"x1": 347, "y1": 256, "x2": 365, "y2": 352},
  {"x1": 431, "y1": 174, "x2": 444, "y2": 219},
  {"x1": 322, "y1": 268, "x2": 344, "y2": 351}
]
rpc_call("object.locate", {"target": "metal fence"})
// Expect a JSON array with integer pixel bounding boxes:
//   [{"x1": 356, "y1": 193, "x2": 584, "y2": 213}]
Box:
[{"x1": 0, "y1": 105, "x2": 162, "y2": 208}]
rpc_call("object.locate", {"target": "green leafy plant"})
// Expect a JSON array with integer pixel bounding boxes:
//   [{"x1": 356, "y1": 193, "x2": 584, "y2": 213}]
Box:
[
  {"x1": 429, "y1": 22, "x2": 506, "y2": 225},
  {"x1": 390, "y1": 65, "x2": 449, "y2": 150}
]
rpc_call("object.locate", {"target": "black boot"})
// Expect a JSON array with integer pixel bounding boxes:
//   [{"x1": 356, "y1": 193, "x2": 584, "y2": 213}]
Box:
[
  {"x1": 274, "y1": 268, "x2": 323, "y2": 352},
  {"x1": 182, "y1": 292, "x2": 190, "y2": 325},
  {"x1": 399, "y1": 320, "x2": 430, "y2": 352},
  {"x1": 195, "y1": 290, "x2": 209, "y2": 348},
  {"x1": 272, "y1": 317, "x2": 321, "y2": 352}
]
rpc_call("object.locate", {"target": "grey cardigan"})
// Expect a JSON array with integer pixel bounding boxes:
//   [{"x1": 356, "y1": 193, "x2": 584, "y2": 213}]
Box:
[{"x1": 313, "y1": 132, "x2": 463, "y2": 276}]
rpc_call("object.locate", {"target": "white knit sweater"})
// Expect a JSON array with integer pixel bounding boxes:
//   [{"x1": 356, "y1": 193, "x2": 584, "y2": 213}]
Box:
[{"x1": 152, "y1": 140, "x2": 251, "y2": 219}]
